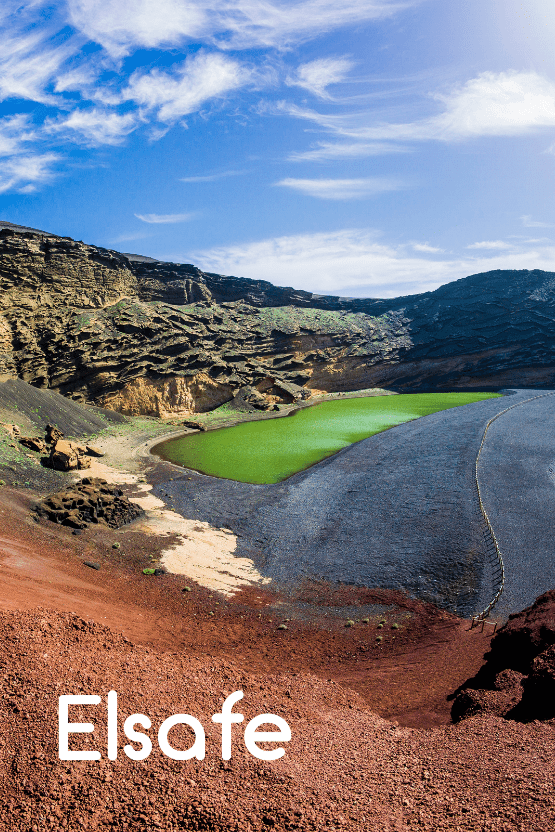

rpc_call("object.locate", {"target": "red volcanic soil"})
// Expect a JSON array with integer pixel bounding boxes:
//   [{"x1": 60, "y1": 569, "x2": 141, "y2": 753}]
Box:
[
  {"x1": 0, "y1": 486, "x2": 491, "y2": 727},
  {"x1": 1, "y1": 486, "x2": 555, "y2": 831}
]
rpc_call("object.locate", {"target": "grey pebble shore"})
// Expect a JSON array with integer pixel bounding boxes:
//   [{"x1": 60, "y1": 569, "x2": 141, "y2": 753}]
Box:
[{"x1": 156, "y1": 388, "x2": 555, "y2": 620}]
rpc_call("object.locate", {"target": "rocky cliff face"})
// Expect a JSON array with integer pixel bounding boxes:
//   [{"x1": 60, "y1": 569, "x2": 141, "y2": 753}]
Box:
[{"x1": 1, "y1": 224, "x2": 554, "y2": 415}]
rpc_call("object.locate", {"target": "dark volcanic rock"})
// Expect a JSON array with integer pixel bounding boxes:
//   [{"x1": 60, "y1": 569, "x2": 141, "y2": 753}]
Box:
[
  {"x1": 483, "y1": 588, "x2": 555, "y2": 677},
  {"x1": 452, "y1": 590, "x2": 555, "y2": 722},
  {"x1": 2, "y1": 226, "x2": 555, "y2": 415},
  {"x1": 35, "y1": 477, "x2": 144, "y2": 529},
  {"x1": 518, "y1": 645, "x2": 555, "y2": 720}
]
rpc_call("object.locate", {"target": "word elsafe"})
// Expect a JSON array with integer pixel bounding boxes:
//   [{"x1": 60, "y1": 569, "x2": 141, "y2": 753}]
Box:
[{"x1": 59, "y1": 690, "x2": 291, "y2": 762}]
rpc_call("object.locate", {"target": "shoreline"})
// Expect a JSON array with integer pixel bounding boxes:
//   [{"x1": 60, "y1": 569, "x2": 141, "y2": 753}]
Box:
[{"x1": 76, "y1": 387, "x2": 509, "y2": 602}]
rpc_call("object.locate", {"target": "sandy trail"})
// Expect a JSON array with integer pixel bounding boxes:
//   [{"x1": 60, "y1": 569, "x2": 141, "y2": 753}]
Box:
[{"x1": 75, "y1": 451, "x2": 271, "y2": 596}]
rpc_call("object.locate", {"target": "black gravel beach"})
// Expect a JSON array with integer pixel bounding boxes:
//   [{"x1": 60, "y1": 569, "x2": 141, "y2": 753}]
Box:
[{"x1": 155, "y1": 389, "x2": 555, "y2": 620}]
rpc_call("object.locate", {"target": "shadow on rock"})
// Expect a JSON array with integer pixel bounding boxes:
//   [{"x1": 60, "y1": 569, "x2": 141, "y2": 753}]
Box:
[{"x1": 452, "y1": 589, "x2": 555, "y2": 723}]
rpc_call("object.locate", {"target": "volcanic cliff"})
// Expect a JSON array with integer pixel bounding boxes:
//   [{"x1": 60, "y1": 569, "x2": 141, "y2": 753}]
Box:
[{"x1": 1, "y1": 222, "x2": 554, "y2": 416}]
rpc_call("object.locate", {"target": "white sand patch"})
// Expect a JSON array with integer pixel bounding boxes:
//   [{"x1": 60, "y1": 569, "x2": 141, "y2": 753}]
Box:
[
  {"x1": 78, "y1": 459, "x2": 139, "y2": 484},
  {"x1": 75, "y1": 460, "x2": 270, "y2": 596},
  {"x1": 134, "y1": 510, "x2": 271, "y2": 596}
]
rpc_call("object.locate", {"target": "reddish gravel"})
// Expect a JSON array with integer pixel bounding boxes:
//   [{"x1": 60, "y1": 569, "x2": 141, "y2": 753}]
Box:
[
  {"x1": 0, "y1": 486, "x2": 492, "y2": 727},
  {"x1": 1, "y1": 608, "x2": 554, "y2": 832},
  {"x1": 1, "y1": 485, "x2": 554, "y2": 830}
]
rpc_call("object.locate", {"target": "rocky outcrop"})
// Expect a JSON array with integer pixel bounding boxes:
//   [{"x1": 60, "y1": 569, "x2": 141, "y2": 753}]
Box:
[
  {"x1": 35, "y1": 477, "x2": 144, "y2": 529},
  {"x1": 1, "y1": 225, "x2": 555, "y2": 415},
  {"x1": 452, "y1": 590, "x2": 555, "y2": 722},
  {"x1": 98, "y1": 373, "x2": 235, "y2": 417},
  {"x1": 18, "y1": 436, "x2": 47, "y2": 453},
  {"x1": 13, "y1": 422, "x2": 103, "y2": 470},
  {"x1": 49, "y1": 439, "x2": 91, "y2": 471}
]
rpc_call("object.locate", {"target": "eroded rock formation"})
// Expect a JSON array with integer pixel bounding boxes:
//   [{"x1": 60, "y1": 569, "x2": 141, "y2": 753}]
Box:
[
  {"x1": 452, "y1": 589, "x2": 555, "y2": 722},
  {"x1": 35, "y1": 477, "x2": 144, "y2": 529},
  {"x1": 1, "y1": 224, "x2": 555, "y2": 415}
]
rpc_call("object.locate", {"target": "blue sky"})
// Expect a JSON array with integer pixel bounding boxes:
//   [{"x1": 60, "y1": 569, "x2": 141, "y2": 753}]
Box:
[{"x1": 2, "y1": 0, "x2": 555, "y2": 297}]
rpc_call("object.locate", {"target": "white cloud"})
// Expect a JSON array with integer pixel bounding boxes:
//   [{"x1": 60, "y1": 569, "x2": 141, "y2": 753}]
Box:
[
  {"x1": 122, "y1": 52, "x2": 248, "y2": 122},
  {"x1": 521, "y1": 214, "x2": 554, "y2": 228},
  {"x1": 288, "y1": 140, "x2": 409, "y2": 161},
  {"x1": 282, "y1": 71, "x2": 555, "y2": 147},
  {"x1": 0, "y1": 31, "x2": 76, "y2": 104},
  {"x1": 53, "y1": 64, "x2": 99, "y2": 94},
  {"x1": 430, "y1": 71, "x2": 555, "y2": 140},
  {"x1": 0, "y1": 153, "x2": 60, "y2": 193},
  {"x1": 191, "y1": 229, "x2": 555, "y2": 297},
  {"x1": 287, "y1": 57, "x2": 354, "y2": 98},
  {"x1": 0, "y1": 114, "x2": 36, "y2": 157},
  {"x1": 135, "y1": 212, "x2": 196, "y2": 223},
  {"x1": 466, "y1": 240, "x2": 513, "y2": 250},
  {"x1": 66, "y1": 0, "x2": 412, "y2": 55},
  {"x1": 45, "y1": 109, "x2": 138, "y2": 146},
  {"x1": 412, "y1": 242, "x2": 443, "y2": 253},
  {"x1": 67, "y1": 0, "x2": 206, "y2": 57},
  {"x1": 275, "y1": 176, "x2": 405, "y2": 199},
  {"x1": 179, "y1": 169, "x2": 246, "y2": 182}
]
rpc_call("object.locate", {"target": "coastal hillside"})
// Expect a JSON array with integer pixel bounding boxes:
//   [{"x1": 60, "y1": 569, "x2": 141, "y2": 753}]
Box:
[{"x1": 1, "y1": 222, "x2": 554, "y2": 415}]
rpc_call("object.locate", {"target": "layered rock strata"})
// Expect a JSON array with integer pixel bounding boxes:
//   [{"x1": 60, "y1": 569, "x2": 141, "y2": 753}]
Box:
[{"x1": 1, "y1": 225, "x2": 555, "y2": 415}]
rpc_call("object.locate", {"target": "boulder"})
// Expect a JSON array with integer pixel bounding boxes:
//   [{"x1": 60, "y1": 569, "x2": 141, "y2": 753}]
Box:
[
  {"x1": 85, "y1": 445, "x2": 105, "y2": 457},
  {"x1": 49, "y1": 439, "x2": 91, "y2": 471},
  {"x1": 45, "y1": 424, "x2": 64, "y2": 445},
  {"x1": 232, "y1": 385, "x2": 274, "y2": 411},
  {"x1": 182, "y1": 420, "x2": 206, "y2": 431},
  {"x1": 18, "y1": 436, "x2": 47, "y2": 453},
  {"x1": 49, "y1": 439, "x2": 79, "y2": 471}
]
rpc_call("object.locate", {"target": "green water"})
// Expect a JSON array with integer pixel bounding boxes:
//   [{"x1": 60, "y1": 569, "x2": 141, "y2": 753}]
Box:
[{"x1": 153, "y1": 392, "x2": 500, "y2": 484}]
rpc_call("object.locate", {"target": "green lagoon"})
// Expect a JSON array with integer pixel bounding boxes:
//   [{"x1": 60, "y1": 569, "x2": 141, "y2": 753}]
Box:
[{"x1": 153, "y1": 392, "x2": 500, "y2": 484}]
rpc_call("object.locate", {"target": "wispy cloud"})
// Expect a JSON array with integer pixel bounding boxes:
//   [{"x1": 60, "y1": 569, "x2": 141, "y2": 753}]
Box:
[
  {"x1": 135, "y1": 212, "x2": 196, "y2": 223},
  {"x1": 192, "y1": 229, "x2": 555, "y2": 297},
  {"x1": 45, "y1": 108, "x2": 138, "y2": 146},
  {"x1": 0, "y1": 113, "x2": 60, "y2": 192},
  {"x1": 281, "y1": 71, "x2": 555, "y2": 153},
  {"x1": 0, "y1": 30, "x2": 78, "y2": 104},
  {"x1": 0, "y1": 152, "x2": 60, "y2": 193},
  {"x1": 288, "y1": 140, "x2": 410, "y2": 161},
  {"x1": 412, "y1": 242, "x2": 443, "y2": 253},
  {"x1": 0, "y1": 113, "x2": 36, "y2": 157},
  {"x1": 53, "y1": 64, "x2": 100, "y2": 94},
  {"x1": 467, "y1": 240, "x2": 513, "y2": 250},
  {"x1": 521, "y1": 214, "x2": 554, "y2": 228},
  {"x1": 179, "y1": 169, "x2": 246, "y2": 183},
  {"x1": 275, "y1": 176, "x2": 406, "y2": 199},
  {"x1": 121, "y1": 51, "x2": 248, "y2": 122},
  {"x1": 428, "y1": 71, "x2": 555, "y2": 140},
  {"x1": 66, "y1": 0, "x2": 413, "y2": 55},
  {"x1": 286, "y1": 57, "x2": 354, "y2": 98}
]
